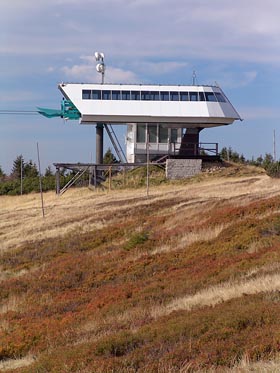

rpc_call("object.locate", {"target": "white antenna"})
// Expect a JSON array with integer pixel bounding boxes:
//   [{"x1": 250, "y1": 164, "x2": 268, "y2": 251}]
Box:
[
  {"x1": 95, "y1": 52, "x2": 105, "y2": 84},
  {"x1": 273, "y1": 129, "x2": 276, "y2": 161},
  {"x1": 192, "y1": 70, "x2": 197, "y2": 85}
]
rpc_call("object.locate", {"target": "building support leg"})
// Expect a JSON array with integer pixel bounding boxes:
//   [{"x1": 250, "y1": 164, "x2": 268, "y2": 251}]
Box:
[
  {"x1": 55, "y1": 166, "x2": 60, "y2": 195},
  {"x1": 96, "y1": 123, "x2": 104, "y2": 164},
  {"x1": 179, "y1": 128, "x2": 203, "y2": 156}
]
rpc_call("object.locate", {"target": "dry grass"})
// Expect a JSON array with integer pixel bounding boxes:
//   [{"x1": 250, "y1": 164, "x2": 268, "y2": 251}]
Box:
[
  {"x1": 0, "y1": 355, "x2": 36, "y2": 371},
  {"x1": 228, "y1": 353, "x2": 280, "y2": 372},
  {"x1": 2, "y1": 171, "x2": 280, "y2": 371},
  {"x1": 152, "y1": 271, "x2": 280, "y2": 318},
  {"x1": 1, "y1": 174, "x2": 278, "y2": 254},
  {"x1": 151, "y1": 223, "x2": 226, "y2": 255}
]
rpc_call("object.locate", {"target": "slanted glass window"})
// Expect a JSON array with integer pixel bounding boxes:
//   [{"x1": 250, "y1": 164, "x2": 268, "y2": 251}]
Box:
[
  {"x1": 159, "y1": 125, "x2": 168, "y2": 143},
  {"x1": 160, "y1": 91, "x2": 169, "y2": 101},
  {"x1": 82, "y1": 90, "x2": 91, "y2": 99},
  {"x1": 205, "y1": 92, "x2": 217, "y2": 102},
  {"x1": 149, "y1": 125, "x2": 157, "y2": 143},
  {"x1": 171, "y1": 128, "x2": 178, "y2": 143},
  {"x1": 92, "y1": 90, "x2": 101, "y2": 100},
  {"x1": 151, "y1": 91, "x2": 160, "y2": 101},
  {"x1": 189, "y1": 92, "x2": 198, "y2": 101},
  {"x1": 131, "y1": 91, "x2": 140, "y2": 100},
  {"x1": 170, "y1": 92, "x2": 179, "y2": 101},
  {"x1": 199, "y1": 92, "x2": 206, "y2": 101},
  {"x1": 122, "y1": 91, "x2": 131, "y2": 100},
  {"x1": 136, "y1": 124, "x2": 146, "y2": 143},
  {"x1": 215, "y1": 92, "x2": 227, "y2": 102},
  {"x1": 112, "y1": 90, "x2": 121, "y2": 100},
  {"x1": 141, "y1": 91, "x2": 151, "y2": 100},
  {"x1": 180, "y1": 92, "x2": 189, "y2": 101},
  {"x1": 102, "y1": 90, "x2": 111, "y2": 100}
]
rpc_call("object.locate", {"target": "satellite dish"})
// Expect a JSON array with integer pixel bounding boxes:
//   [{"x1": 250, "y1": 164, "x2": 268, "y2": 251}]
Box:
[
  {"x1": 96, "y1": 63, "x2": 105, "y2": 73},
  {"x1": 95, "y1": 52, "x2": 104, "y2": 61}
]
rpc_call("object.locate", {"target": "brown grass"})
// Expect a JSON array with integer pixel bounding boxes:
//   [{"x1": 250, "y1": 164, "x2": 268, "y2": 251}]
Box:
[{"x1": 2, "y1": 170, "x2": 280, "y2": 372}]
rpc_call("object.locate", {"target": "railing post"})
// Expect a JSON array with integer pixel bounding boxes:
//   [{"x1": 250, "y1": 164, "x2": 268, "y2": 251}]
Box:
[{"x1": 55, "y1": 166, "x2": 60, "y2": 195}]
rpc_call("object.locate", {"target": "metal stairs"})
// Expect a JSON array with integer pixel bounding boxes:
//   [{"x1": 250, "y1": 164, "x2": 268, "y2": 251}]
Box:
[{"x1": 104, "y1": 124, "x2": 127, "y2": 163}]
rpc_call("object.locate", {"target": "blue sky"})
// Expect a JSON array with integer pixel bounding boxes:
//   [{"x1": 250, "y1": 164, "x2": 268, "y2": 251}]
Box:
[{"x1": 1, "y1": 0, "x2": 280, "y2": 173}]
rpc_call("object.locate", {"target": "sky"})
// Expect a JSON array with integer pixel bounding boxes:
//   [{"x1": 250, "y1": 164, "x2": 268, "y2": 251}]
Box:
[{"x1": 1, "y1": 0, "x2": 280, "y2": 173}]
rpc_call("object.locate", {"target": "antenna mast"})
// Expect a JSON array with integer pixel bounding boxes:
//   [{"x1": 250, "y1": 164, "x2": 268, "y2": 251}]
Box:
[
  {"x1": 95, "y1": 52, "x2": 105, "y2": 84},
  {"x1": 192, "y1": 70, "x2": 197, "y2": 85},
  {"x1": 273, "y1": 129, "x2": 276, "y2": 162}
]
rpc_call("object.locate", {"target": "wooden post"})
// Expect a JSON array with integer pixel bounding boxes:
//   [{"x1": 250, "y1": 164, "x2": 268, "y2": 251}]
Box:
[
  {"x1": 56, "y1": 167, "x2": 60, "y2": 195},
  {"x1": 108, "y1": 166, "x2": 112, "y2": 191}
]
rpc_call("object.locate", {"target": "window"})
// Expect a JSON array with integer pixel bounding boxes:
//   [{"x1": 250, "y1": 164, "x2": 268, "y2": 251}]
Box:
[
  {"x1": 170, "y1": 92, "x2": 179, "y2": 101},
  {"x1": 136, "y1": 124, "x2": 146, "y2": 143},
  {"x1": 205, "y1": 92, "x2": 217, "y2": 102},
  {"x1": 122, "y1": 91, "x2": 131, "y2": 100},
  {"x1": 151, "y1": 91, "x2": 160, "y2": 101},
  {"x1": 141, "y1": 91, "x2": 151, "y2": 100},
  {"x1": 180, "y1": 92, "x2": 189, "y2": 101},
  {"x1": 215, "y1": 92, "x2": 227, "y2": 102},
  {"x1": 160, "y1": 91, "x2": 169, "y2": 101},
  {"x1": 112, "y1": 90, "x2": 121, "y2": 100},
  {"x1": 92, "y1": 90, "x2": 101, "y2": 100},
  {"x1": 131, "y1": 91, "x2": 140, "y2": 100},
  {"x1": 102, "y1": 90, "x2": 111, "y2": 100},
  {"x1": 159, "y1": 125, "x2": 168, "y2": 143},
  {"x1": 82, "y1": 90, "x2": 91, "y2": 99},
  {"x1": 149, "y1": 125, "x2": 157, "y2": 143},
  {"x1": 199, "y1": 92, "x2": 206, "y2": 101},
  {"x1": 171, "y1": 128, "x2": 178, "y2": 143},
  {"x1": 189, "y1": 92, "x2": 198, "y2": 101}
]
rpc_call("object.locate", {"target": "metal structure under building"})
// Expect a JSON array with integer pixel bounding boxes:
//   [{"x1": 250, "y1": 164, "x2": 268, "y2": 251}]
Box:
[{"x1": 38, "y1": 82, "x2": 241, "y2": 164}]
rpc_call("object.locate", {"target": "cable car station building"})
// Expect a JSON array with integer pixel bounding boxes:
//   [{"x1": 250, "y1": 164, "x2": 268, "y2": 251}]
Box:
[
  {"x1": 38, "y1": 79, "x2": 241, "y2": 190},
  {"x1": 53, "y1": 82, "x2": 241, "y2": 164}
]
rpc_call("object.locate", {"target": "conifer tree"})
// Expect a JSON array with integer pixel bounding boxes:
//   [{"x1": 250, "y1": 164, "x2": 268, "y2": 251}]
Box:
[{"x1": 11, "y1": 155, "x2": 24, "y2": 179}]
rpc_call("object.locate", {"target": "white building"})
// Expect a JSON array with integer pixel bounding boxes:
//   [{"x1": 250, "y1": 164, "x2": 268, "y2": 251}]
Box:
[{"x1": 57, "y1": 83, "x2": 241, "y2": 163}]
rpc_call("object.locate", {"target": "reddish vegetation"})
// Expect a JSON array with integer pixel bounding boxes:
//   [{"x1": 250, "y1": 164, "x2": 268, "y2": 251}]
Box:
[{"x1": 1, "y1": 178, "x2": 280, "y2": 372}]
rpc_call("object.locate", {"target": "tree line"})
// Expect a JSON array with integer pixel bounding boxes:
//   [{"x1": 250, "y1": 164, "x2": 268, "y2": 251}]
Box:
[
  {"x1": 0, "y1": 147, "x2": 279, "y2": 195},
  {"x1": 219, "y1": 147, "x2": 280, "y2": 177},
  {"x1": 0, "y1": 149, "x2": 119, "y2": 196}
]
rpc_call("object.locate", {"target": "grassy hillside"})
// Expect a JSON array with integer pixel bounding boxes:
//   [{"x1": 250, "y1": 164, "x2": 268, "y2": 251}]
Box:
[{"x1": 1, "y1": 166, "x2": 280, "y2": 372}]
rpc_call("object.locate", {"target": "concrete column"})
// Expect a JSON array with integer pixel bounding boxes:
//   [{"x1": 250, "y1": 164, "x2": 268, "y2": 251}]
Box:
[
  {"x1": 96, "y1": 123, "x2": 104, "y2": 164},
  {"x1": 179, "y1": 128, "x2": 203, "y2": 156},
  {"x1": 55, "y1": 167, "x2": 60, "y2": 195}
]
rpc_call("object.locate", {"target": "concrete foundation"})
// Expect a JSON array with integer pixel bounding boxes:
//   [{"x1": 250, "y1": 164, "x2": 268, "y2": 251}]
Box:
[{"x1": 166, "y1": 159, "x2": 202, "y2": 179}]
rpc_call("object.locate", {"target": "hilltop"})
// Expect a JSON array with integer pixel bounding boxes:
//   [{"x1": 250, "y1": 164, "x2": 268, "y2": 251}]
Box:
[{"x1": 1, "y1": 165, "x2": 280, "y2": 372}]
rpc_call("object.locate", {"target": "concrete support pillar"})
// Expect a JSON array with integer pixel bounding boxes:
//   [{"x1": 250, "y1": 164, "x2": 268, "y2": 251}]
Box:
[
  {"x1": 55, "y1": 167, "x2": 60, "y2": 195},
  {"x1": 96, "y1": 123, "x2": 104, "y2": 164},
  {"x1": 179, "y1": 128, "x2": 203, "y2": 156}
]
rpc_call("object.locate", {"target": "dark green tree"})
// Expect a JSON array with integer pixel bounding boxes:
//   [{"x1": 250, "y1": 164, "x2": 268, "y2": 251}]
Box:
[
  {"x1": 45, "y1": 166, "x2": 53, "y2": 177},
  {"x1": 0, "y1": 165, "x2": 5, "y2": 179},
  {"x1": 11, "y1": 155, "x2": 24, "y2": 179},
  {"x1": 24, "y1": 160, "x2": 39, "y2": 178},
  {"x1": 103, "y1": 148, "x2": 119, "y2": 164},
  {"x1": 262, "y1": 153, "x2": 274, "y2": 169}
]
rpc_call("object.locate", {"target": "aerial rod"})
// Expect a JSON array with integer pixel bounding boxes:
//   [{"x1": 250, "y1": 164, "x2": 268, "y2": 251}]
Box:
[{"x1": 95, "y1": 52, "x2": 105, "y2": 84}]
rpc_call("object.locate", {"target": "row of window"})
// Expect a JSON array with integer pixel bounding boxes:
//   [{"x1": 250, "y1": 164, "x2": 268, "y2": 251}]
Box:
[
  {"x1": 82, "y1": 89, "x2": 227, "y2": 103},
  {"x1": 136, "y1": 125, "x2": 178, "y2": 143}
]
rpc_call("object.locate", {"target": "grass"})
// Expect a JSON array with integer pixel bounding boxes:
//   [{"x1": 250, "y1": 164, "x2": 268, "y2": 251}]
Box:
[{"x1": 1, "y1": 166, "x2": 280, "y2": 371}]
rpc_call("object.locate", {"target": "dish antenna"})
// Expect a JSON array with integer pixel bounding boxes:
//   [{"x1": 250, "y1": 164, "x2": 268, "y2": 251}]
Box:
[{"x1": 95, "y1": 52, "x2": 105, "y2": 84}]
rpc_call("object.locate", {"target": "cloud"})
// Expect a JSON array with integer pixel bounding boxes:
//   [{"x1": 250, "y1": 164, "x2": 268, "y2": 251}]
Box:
[
  {"x1": 240, "y1": 106, "x2": 280, "y2": 121},
  {"x1": 61, "y1": 59, "x2": 139, "y2": 83},
  {"x1": 2, "y1": 0, "x2": 280, "y2": 66}
]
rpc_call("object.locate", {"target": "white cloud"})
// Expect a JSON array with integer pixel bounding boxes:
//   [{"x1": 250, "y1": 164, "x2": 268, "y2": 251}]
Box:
[
  {"x1": 2, "y1": 0, "x2": 280, "y2": 66},
  {"x1": 61, "y1": 60, "x2": 139, "y2": 83},
  {"x1": 240, "y1": 106, "x2": 280, "y2": 121}
]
